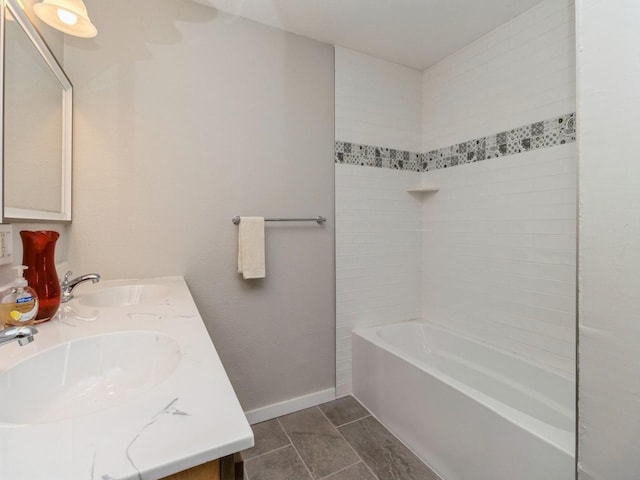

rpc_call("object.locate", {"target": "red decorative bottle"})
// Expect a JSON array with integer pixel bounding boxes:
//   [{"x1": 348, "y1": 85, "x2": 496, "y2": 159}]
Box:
[{"x1": 20, "y1": 230, "x2": 60, "y2": 323}]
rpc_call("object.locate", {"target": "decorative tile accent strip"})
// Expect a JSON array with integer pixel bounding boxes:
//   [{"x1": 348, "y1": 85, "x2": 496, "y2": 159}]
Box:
[
  {"x1": 335, "y1": 141, "x2": 421, "y2": 171},
  {"x1": 335, "y1": 112, "x2": 576, "y2": 172}
]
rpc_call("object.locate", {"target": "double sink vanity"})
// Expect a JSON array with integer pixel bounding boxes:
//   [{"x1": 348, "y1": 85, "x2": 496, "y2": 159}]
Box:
[{"x1": 0, "y1": 277, "x2": 254, "y2": 479}]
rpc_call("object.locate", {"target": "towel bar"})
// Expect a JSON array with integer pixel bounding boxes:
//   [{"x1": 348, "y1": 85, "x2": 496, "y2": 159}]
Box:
[{"x1": 232, "y1": 216, "x2": 326, "y2": 225}]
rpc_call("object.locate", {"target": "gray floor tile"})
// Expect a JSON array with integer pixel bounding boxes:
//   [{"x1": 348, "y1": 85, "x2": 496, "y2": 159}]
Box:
[
  {"x1": 279, "y1": 407, "x2": 360, "y2": 479},
  {"x1": 322, "y1": 462, "x2": 377, "y2": 480},
  {"x1": 244, "y1": 445, "x2": 311, "y2": 480},
  {"x1": 242, "y1": 419, "x2": 290, "y2": 460},
  {"x1": 339, "y1": 416, "x2": 440, "y2": 480},
  {"x1": 319, "y1": 396, "x2": 370, "y2": 427}
]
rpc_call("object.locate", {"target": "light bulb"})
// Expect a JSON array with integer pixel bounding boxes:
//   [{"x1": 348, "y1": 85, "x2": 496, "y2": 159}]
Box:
[{"x1": 56, "y1": 8, "x2": 77, "y2": 25}]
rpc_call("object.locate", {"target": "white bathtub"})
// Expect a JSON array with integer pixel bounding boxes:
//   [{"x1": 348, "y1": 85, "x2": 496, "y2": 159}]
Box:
[{"x1": 352, "y1": 321, "x2": 575, "y2": 480}]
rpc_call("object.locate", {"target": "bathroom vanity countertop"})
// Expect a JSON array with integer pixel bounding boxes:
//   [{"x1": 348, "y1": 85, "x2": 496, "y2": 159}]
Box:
[{"x1": 0, "y1": 276, "x2": 253, "y2": 480}]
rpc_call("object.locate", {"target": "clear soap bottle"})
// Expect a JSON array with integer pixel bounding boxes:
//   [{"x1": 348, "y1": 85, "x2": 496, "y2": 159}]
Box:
[{"x1": 0, "y1": 266, "x2": 39, "y2": 327}]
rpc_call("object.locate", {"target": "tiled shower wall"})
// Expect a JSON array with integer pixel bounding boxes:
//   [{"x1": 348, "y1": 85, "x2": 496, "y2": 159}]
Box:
[
  {"x1": 420, "y1": 0, "x2": 576, "y2": 375},
  {"x1": 421, "y1": 144, "x2": 576, "y2": 374},
  {"x1": 335, "y1": 47, "x2": 422, "y2": 396},
  {"x1": 335, "y1": 0, "x2": 577, "y2": 395},
  {"x1": 335, "y1": 47, "x2": 422, "y2": 152},
  {"x1": 422, "y1": 0, "x2": 576, "y2": 151},
  {"x1": 336, "y1": 166, "x2": 422, "y2": 396}
]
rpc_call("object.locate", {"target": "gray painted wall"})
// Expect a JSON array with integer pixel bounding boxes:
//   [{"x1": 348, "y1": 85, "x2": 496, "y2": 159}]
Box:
[{"x1": 62, "y1": 0, "x2": 335, "y2": 412}]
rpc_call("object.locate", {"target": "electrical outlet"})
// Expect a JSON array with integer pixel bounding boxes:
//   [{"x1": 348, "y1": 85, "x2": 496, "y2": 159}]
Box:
[{"x1": 0, "y1": 224, "x2": 13, "y2": 266}]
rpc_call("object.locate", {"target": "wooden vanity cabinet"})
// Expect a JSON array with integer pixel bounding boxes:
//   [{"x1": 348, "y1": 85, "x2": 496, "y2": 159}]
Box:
[{"x1": 161, "y1": 454, "x2": 243, "y2": 480}]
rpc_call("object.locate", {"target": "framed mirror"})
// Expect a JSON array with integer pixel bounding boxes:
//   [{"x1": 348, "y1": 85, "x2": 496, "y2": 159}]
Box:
[{"x1": 1, "y1": 0, "x2": 72, "y2": 221}]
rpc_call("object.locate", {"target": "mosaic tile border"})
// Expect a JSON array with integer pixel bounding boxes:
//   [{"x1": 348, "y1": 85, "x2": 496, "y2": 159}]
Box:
[
  {"x1": 334, "y1": 142, "x2": 422, "y2": 171},
  {"x1": 335, "y1": 112, "x2": 576, "y2": 172}
]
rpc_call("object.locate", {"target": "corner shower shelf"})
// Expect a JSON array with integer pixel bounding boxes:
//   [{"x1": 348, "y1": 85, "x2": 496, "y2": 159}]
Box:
[{"x1": 407, "y1": 185, "x2": 440, "y2": 193}]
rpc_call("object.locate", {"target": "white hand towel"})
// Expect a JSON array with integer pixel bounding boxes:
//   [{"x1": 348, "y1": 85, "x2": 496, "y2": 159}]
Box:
[{"x1": 237, "y1": 217, "x2": 265, "y2": 279}]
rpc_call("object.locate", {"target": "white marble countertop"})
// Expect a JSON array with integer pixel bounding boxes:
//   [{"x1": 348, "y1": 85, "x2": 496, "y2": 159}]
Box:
[{"x1": 0, "y1": 276, "x2": 254, "y2": 480}]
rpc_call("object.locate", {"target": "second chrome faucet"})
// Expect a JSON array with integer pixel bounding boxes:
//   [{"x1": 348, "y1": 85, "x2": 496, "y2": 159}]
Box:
[{"x1": 60, "y1": 271, "x2": 101, "y2": 303}]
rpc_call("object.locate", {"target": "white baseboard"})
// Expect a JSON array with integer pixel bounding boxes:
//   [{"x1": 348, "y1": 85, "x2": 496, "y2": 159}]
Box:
[{"x1": 244, "y1": 387, "x2": 336, "y2": 425}]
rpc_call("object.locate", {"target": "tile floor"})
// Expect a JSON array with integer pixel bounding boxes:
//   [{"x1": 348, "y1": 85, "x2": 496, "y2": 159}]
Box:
[{"x1": 241, "y1": 396, "x2": 441, "y2": 480}]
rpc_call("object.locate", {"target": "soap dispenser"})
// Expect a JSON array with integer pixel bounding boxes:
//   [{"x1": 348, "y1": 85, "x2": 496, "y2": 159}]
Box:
[{"x1": 0, "y1": 266, "x2": 39, "y2": 327}]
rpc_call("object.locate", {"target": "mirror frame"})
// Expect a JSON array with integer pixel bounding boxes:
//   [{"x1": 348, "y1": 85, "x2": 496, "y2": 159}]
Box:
[{"x1": 1, "y1": 0, "x2": 72, "y2": 222}]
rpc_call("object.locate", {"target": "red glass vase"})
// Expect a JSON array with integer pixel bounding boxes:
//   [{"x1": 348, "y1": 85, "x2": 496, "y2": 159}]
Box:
[{"x1": 20, "y1": 230, "x2": 60, "y2": 323}]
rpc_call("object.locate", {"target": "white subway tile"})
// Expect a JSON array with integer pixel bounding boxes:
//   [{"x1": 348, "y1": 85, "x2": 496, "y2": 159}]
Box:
[
  {"x1": 336, "y1": 382, "x2": 352, "y2": 398},
  {"x1": 422, "y1": 0, "x2": 575, "y2": 151},
  {"x1": 336, "y1": 371, "x2": 352, "y2": 387},
  {"x1": 421, "y1": 147, "x2": 576, "y2": 374},
  {"x1": 336, "y1": 47, "x2": 422, "y2": 151},
  {"x1": 336, "y1": 348, "x2": 351, "y2": 363}
]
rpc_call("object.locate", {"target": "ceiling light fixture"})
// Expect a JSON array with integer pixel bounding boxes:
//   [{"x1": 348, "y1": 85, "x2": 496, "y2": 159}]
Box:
[{"x1": 33, "y1": 0, "x2": 97, "y2": 38}]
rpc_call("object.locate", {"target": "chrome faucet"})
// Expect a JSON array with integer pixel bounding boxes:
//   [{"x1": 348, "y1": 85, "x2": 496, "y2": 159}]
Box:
[
  {"x1": 0, "y1": 325, "x2": 37, "y2": 347},
  {"x1": 60, "y1": 271, "x2": 101, "y2": 303}
]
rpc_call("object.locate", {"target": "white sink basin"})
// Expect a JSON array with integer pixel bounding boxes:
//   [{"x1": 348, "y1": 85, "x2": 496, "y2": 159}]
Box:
[
  {"x1": 0, "y1": 331, "x2": 181, "y2": 424},
  {"x1": 78, "y1": 284, "x2": 172, "y2": 308}
]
